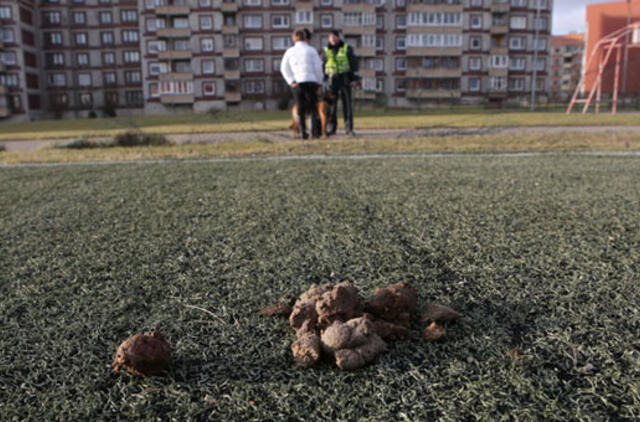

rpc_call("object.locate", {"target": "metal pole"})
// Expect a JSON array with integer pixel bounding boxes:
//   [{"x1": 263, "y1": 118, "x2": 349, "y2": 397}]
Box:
[
  {"x1": 613, "y1": 45, "x2": 622, "y2": 114},
  {"x1": 622, "y1": 0, "x2": 631, "y2": 98},
  {"x1": 530, "y1": 0, "x2": 542, "y2": 111}
]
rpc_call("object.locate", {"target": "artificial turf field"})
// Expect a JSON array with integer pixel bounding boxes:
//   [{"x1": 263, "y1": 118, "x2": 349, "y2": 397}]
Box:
[{"x1": 1, "y1": 155, "x2": 639, "y2": 421}]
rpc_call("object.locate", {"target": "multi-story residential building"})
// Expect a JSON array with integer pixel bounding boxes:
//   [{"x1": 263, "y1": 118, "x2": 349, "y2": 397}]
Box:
[
  {"x1": 0, "y1": 0, "x2": 552, "y2": 121},
  {"x1": 550, "y1": 33, "x2": 583, "y2": 102}
]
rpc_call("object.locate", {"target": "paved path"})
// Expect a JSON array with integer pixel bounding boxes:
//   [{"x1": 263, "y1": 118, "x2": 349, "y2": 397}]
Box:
[{"x1": 3, "y1": 125, "x2": 640, "y2": 152}]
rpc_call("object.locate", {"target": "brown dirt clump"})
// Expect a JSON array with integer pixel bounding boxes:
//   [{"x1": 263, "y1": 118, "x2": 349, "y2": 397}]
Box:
[
  {"x1": 421, "y1": 303, "x2": 462, "y2": 323},
  {"x1": 364, "y1": 282, "x2": 417, "y2": 328},
  {"x1": 315, "y1": 282, "x2": 364, "y2": 330},
  {"x1": 112, "y1": 331, "x2": 171, "y2": 376},
  {"x1": 291, "y1": 332, "x2": 322, "y2": 368},
  {"x1": 260, "y1": 302, "x2": 292, "y2": 317},
  {"x1": 321, "y1": 315, "x2": 387, "y2": 370},
  {"x1": 423, "y1": 322, "x2": 446, "y2": 342},
  {"x1": 370, "y1": 318, "x2": 411, "y2": 341}
]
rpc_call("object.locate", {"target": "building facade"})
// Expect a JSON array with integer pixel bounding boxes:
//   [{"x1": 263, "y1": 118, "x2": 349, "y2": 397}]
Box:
[
  {"x1": 550, "y1": 33, "x2": 583, "y2": 102},
  {"x1": 0, "y1": 0, "x2": 552, "y2": 121},
  {"x1": 585, "y1": 0, "x2": 640, "y2": 97}
]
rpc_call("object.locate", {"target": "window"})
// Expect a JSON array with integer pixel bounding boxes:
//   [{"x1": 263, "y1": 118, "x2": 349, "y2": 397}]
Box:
[
  {"x1": 395, "y1": 0, "x2": 405, "y2": 6},
  {"x1": 533, "y1": 0, "x2": 547, "y2": 9},
  {"x1": 125, "y1": 71, "x2": 141, "y2": 84},
  {"x1": 321, "y1": 14, "x2": 333, "y2": 29},
  {"x1": 365, "y1": 58, "x2": 384, "y2": 72},
  {"x1": 202, "y1": 59, "x2": 215, "y2": 74},
  {"x1": 470, "y1": 36, "x2": 481, "y2": 50},
  {"x1": 244, "y1": 58, "x2": 264, "y2": 72},
  {"x1": 396, "y1": 15, "x2": 406, "y2": 29},
  {"x1": 320, "y1": 0, "x2": 332, "y2": 5},
  {"x1": 0, "y1": 52, "x2": 16, "y2": 65},
  {"x1": 1, "y1": 73, "x2": 19, "y2": 87},
  {"x1": 469, "y1": 56, "x2": 481, "y2": 70},
  {"x1": 76, "y1": 53, "x2": 89, "y2": 66},
  {"x1": 471, "y1": 0, "x2": 482, "y2": 6},
  {"x1": 224, "y1": 34, "x2": 238, "y2": 48},
  {"x1": 1, "y1": 28, "x2": 15, "y2": 43},
  {"x1": 245, "y1": 0, "x2": 261, "y2": 5},
  {"x1": 203, "y1": 81, "x2": 216, "y2": 96},
  {"x1": 509, "y1": 57, "x2": 525, "y2": 70},
  {"x1": 510, "y1": 0, "x2": 526, "y2": 6},
  {"x1": 103, "y1": 52, "x2": 115, "y2": 65},
  {"x1": 470, "y1": 15, "x2": 482, "y2": 29},
  {"x1": 469, "y1": 77, "x2": 480, "y2": 92},
  {"x1": 47, "y1": 52, "x2": 65, "y2": 66},
  {"x1": 408, "y1": 12, "x2": 462, "y2": 27},
  {"x1": 148, "y1": 62, "x2": 168, "y2": 75},
  {"x1": 509, "y1": 36, "x2": 524, "y2": 50},
  {"x1": 73, "y1": 12, "x2": 86, "y2": 25},
  {"x1": 491, "y1": 55, "x2": 508, "y2": 68},
  {"x1": 532, "y1": 37, "x2": 547, "y2": 51},
  {"x1": 535, "y1": 58, "x2": 546, "y2": 71},
  {"x1": 272, "y1": 15, "x2": 289, "y2": 29},
  {"x1": 75, "y1": 33, "x2": 88, "y2": 46},
  {"x1": 199, "y1": 0, "x2": 212, "y2": 6},
  {"x1": 272, "y1": 36, "x2": 291, "y2": 50},
  {"x1": 0, "y1": 6, "x2": 12, "y2": 20},
  {"x1": 77, "y1": 93, "x2": 92, "y2": 107},
  {"x1": 510, "y1": 16, "x2": 526, "y2": 30},
  {"x1": 509, "y1": 77, "x2": 525, "y2": 91},
  {"x1": 345, "y1": 12, "x2": 375, "y2": 26},
  {"x1": 396, "y1": 36, "x2": 406, "y2": 50},
  {"x1": 376, "y1": 37, "x2": 383, "y2": 51},
  {"x1": 244, "y1": 37, "x2": 263, "y2": 51},
  {"x1": 396, "y1": 78, "x2": 406, "y2": 92},
  {"x1": 99, "y1": 11, "x2": 113, "y2": 25},
  {"x1": 126, "y1": 91, "x2": 144, "y2": 106},
  {"x1": 149, "y1": 83, "x2": 159, "y2": 98},
  {"x1": 101, "y1": 32, "x2": 114, "y2": 45},
  {"x1": 376, "y1": 15, "x2": 384, "y2": 29},
  {"x1": 407, "y1": 33, "x2": 462, "y2": 48},
  {"x1": 244, "y1": 15, "x2": 262, "y2": 28},
  {"x1": 296, "y1": 11, "x2": 312, "y2": 25},
  {"x1": 200, "y1": 15, "x2": 213, "y2": 30},
  {"x1": 172, "y1": 18, "x2": 189, "y2": 29},
  {"x1": 395, "y1": 58, "x2": 406, "y2": 71},
  {"x1": 534, "y1": 16, "x2": 547, "y2": 30},
  {"x1": 44, "y1": 11, "x2": 61, "y2": 25},
  {"x1": 104, "y1": 72, "x2": 116, "y2": 85},
  {"x1": 147, "y1": 18, "x2": 165, "y2": 32},
  {"x1": 272, "y1": 58, "x2": 281, "y2": 72},
  {"x1": 123, "y1": 51, "x2": 140, "y2": 64},
  {"x1": 121, "y1": 10, "x2": 138, "y2": 23},
  {"x1": 78, "y1": 73, "x2": 91, "y2": 87},
  {"x1": 244, "y1": 80, "x2": 264, "y2": 94},
  {"x1": 148, "y1": 40, "x2": 166, "y2": 54},
  {"x1": 273, "y1": 0, "x2": 290, "y2": 4},
  {"x1": 490, "y1": 76, "x2": 507, "y2": 90},
  {"x1": 201, "y1": 38, "x2": 215, "y2": 52},
  {"x1": 122, "y1": 30, "x2": 139, "y2": 43},
  {"x1": 105, "y1": 92, "x2": 118, "y2": 105}
]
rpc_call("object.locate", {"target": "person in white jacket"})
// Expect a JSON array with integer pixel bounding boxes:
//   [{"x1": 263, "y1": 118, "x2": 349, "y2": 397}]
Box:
[{"x1": 280, "y1": 29, "x2": 324, "y2": 139}]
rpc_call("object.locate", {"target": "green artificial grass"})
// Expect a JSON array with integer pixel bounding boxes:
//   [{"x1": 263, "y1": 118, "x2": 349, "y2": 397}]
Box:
[{"x1": 1, "y1": 156, "x2": 639, "y2": 421}]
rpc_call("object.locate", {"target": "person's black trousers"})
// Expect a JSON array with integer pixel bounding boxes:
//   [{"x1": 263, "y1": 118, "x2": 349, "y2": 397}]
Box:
[
  {"x1": 293, "y1": 82, "x2": 320, "y2": 138},
  {"x1": 328, "y1": 75, "x2": 353, "y2": 135}
]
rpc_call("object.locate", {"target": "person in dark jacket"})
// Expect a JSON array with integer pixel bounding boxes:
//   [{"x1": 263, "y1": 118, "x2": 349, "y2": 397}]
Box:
[{"x1": 323, "y1": 30, "x2": 359, "y2": 136}]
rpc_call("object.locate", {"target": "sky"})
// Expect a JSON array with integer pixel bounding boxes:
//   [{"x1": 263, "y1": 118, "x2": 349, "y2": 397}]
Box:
[{"x1": 553, "y1": 0, "x2": 616, "y2": 35}]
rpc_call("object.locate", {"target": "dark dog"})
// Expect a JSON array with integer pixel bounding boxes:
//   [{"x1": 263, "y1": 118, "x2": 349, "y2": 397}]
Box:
[{"x1": 290, "y1": 89, "x2": 336, "y2": 139}]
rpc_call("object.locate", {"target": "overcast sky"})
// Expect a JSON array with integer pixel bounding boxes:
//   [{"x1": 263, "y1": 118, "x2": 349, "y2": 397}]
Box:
[{"x1": 553, "y1": 0, "x2": 614, "y2": 35}]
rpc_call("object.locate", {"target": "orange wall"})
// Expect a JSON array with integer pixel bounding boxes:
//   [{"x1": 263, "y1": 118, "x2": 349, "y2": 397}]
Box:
[{"x1": 585, "y1": 1, "x2": 640, "y2": 94}]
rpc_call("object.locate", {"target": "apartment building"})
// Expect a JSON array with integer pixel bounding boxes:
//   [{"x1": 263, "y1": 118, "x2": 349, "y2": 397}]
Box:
[
  {"x1": 550, "y1": 33, "x2": 583, "y2": 102},
  {"x1": 0, "y1": 0, "x2": 552, "y2": 121}
]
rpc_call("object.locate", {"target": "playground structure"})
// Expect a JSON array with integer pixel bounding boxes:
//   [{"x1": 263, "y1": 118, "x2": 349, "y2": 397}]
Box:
[{"x1": 567, "y1": 22, "x2": 640, "y2": 114}]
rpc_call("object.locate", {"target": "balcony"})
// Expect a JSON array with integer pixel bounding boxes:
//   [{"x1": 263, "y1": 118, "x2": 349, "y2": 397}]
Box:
[
  {"x1": 0, "y1": 106, "x2": 9, "y2": 117},
  {"x1": 223, "y1": 47, "x2": 240, "y2": 57},
  {"x1": 355, "y1": 47, "x2": 376, "y2": 57},
  {"x1": 221, "y1": 2, "x2": 238, "y2": 12},
  {"x1": 406, "y1": 89, "x2": 461, "y2": 99},
  {"x1": 161, "y1": 94, "x2": 194, "y2": 104},
  {"x1": 488, "y1": 88, "x2": 508, "y2": 98},
  {"x1": 491, "y1": 3, "x2": 510, "y2": 13},
  {"x1": 406, "y1": 68, "x2": 461, "y2": 78},
  {"x1": 491, "y1": 25, "x2": 508, "y2": 34},
  {"x1": 225, "y1": 92, "x2": 241, "y2": 102},
  {"x1": 224, "y1": 69, "x2": 240, "y2": 79},
  {"x1": 407, "y1": 3, "x2": 462, "y2": 13},
  {"x1": 406, "y1": 47, "x2": 462, "y2": 56},
  {"x1": 155, "y1": 5, "x2": 190, "y2": 15},
  {"x1": 158, "y1": 50, "x2": 192, "y2": 60},
  {"x1": 343, "y1": 3, "x2": 375, "y2": 13},
  {"x1": 159, "y1": 72, "x2": 193, "y2": 81},
  {"x1": 489, "y1": 46, "x2": 509, "y2": 55},
  {"x1": 222, "y1": 25, "x2": 239, "y2": 34},
  {"x1": 360, "y1": 69, "x2": 375, "y2": 78},
  {"x1": 488, "y1": 67, "x2": 508, "y2": 77},
  {"x1": 157, "y1": 28, "x2": 191, "y2": 38},
  {"x1": 343, "y1": 26, "x2": 376, "y2": 35}
]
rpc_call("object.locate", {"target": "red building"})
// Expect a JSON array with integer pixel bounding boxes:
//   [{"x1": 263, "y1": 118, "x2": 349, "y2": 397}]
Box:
[
  {"x1": 551, "y1": 34, "x2": 584, "y2": 101},
  {"x1": 585, "y1": 0, "x2": 640, "y2": 95}
]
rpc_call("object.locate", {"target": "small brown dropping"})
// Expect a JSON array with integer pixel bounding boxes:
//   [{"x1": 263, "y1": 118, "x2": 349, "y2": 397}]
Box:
[
  {"x1": 423, "y1": 322, "x2": 446, "y2": 342},
  {"x1": 421, "y1": 303, "x2": 462, "y2": 323},
  {"x1": 112, "y1": 331, "x2": 171, "y2": 376}
]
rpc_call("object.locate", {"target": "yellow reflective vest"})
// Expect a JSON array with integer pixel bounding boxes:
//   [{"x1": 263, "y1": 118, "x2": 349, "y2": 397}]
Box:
[{"x1": 324, "y1": 44, "x2": 350, "y2": 75}]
